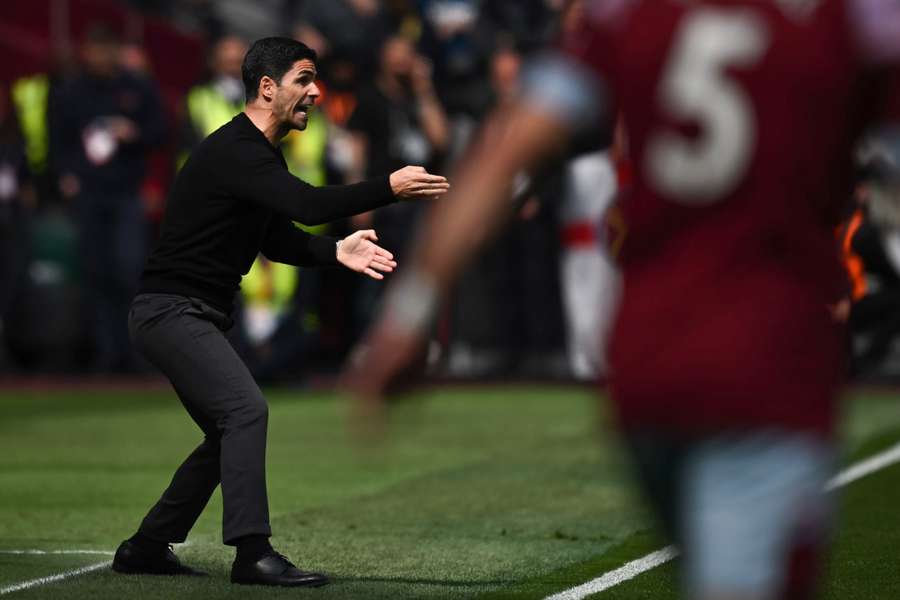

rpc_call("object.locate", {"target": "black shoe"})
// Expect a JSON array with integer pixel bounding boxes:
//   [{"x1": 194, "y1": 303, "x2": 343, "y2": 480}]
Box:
[
  {"x1": 111, "y1": 540, "x2": 207, "y2": 576},
  {"x1": 231, "y1": 551, "x2": 329, "y2": 587}
]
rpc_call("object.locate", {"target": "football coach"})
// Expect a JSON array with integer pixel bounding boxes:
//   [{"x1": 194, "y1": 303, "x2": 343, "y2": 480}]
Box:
[{"x1": 110, "y1": 37, "x2": 449, "y2": 587}]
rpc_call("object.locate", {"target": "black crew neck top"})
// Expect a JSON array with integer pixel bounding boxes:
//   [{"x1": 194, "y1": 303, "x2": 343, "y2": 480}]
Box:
[{"x1": 140, "y1": 112, "x2": 395, "y2": 313}]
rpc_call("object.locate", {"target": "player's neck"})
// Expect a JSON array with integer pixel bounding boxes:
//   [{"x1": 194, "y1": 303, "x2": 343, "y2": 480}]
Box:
[{"x1": 243, "y1": 105, "x2": 287, "y2": 146}]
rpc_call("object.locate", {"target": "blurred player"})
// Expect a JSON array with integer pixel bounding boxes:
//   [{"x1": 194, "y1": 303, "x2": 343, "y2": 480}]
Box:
[{"x1": 347, "y1": 1, "x2": 900, "y2": 598}]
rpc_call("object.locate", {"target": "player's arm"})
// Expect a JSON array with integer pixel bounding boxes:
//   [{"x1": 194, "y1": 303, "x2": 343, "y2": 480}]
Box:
[
  {"x1": 234, "y1": 146, "x2": 449, "y2": 226},
  {"x1": 850, "y1": 0, "x2": 900, "y2": 64},
  {"x1": 409, "y1": 104, "x2": 570, "y2": 302},
  {"x1": 261, "y1": 216, "x2": 397, "y2": 280}
]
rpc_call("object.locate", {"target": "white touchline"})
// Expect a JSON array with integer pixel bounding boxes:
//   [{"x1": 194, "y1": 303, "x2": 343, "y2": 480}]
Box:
[
  {"x1": 824, "y1": 440, "x2": 900, "y2": 491},
  {"x1": 544, "y1": 546, "x2": 679, "y2": 600},
  {"x1": 544, "y1": 439, "x2": 900, "y2": 600},
  {"x1": 0, "y1": 541, "x2": 191, "y2": 596},
  {"x1": 0, "y1": 560, "x2": 112, "y2": 595}
]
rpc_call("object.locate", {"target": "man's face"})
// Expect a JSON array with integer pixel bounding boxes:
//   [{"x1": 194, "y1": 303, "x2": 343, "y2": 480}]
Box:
[
  {"x1": 82, "y1": 40, "x2": 119, "y2": 78},
  {"x1": 381, "y1": 37, "x2": 414, "y2": 80},
  {"x1": 214, "y1": 37, "x2": 247, "y2": 80},
  {"x1": 272, "y1": 59, "x2": 320, "y2": 131}
]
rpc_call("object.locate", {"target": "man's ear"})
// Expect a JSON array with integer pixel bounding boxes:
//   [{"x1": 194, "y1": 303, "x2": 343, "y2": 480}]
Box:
[{"x1": 258, "y1": 75, "x2": 277, "y2": 102}]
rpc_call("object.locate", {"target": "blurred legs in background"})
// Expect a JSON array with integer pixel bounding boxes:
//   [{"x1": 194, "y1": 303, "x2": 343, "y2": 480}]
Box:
[
  {"x1": 558, "y1": 151, "x2": 620, "y2": 380},
  {"x1": 75, "y1": 193, "x2": 147, "y2": 373}
]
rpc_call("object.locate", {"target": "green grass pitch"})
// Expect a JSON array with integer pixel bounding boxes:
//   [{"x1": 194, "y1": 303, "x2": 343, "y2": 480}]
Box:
[{"x1": 2, "y1": 386, "x2": 900, "y2": 599}]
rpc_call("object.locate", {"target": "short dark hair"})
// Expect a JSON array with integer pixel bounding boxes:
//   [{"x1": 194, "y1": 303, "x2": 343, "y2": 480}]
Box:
[{"x1": 242, "y1": 37, "x2": 317, "y2": 102}]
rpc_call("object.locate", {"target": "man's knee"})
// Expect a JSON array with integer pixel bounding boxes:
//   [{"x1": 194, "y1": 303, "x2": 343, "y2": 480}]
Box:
[
  {"x1": 223, "y1": 391, "x2": 268, "y2": 431},
  {"x1": 201, "y1": 432, "x2": 222, "y2": 450}
]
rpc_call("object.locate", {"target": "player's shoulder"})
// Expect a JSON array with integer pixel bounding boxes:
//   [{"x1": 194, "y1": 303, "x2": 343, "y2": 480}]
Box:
[{"x1": 579, "y1": 0, "x2": 642, "y2": 30}]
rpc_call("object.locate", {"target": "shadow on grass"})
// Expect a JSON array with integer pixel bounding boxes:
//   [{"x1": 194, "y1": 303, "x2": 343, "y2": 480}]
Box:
[{"x1": 335, "y1": 576, "x2": 518, "y2": 586}]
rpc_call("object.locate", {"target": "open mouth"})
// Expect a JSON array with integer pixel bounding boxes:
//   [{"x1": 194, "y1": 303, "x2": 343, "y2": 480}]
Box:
[{"x1": 294, "y1": 103, "x2": 313, "y2": 115}]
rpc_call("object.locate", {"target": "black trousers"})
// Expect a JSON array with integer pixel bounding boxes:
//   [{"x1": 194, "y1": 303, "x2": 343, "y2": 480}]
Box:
[{"x1": 128, "y1": 293, "x2": 271, "y2": 545}]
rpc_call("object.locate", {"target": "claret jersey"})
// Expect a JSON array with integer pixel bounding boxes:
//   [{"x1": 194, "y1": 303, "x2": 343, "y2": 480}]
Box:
[{"x1": 546, "y1": 0, "x2": 900, "y2": 433}]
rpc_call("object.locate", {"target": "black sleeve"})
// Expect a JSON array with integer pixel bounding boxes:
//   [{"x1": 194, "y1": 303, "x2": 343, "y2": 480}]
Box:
[
  {"x1": 346, "y1": 95, "x2": 375, "y2": 134},
  {"x1": 232, "y1": 144, "x2": 396, "y2": 225},
  {"x1": 261, "y1": 215, "x2": 340, "y2": 267}
]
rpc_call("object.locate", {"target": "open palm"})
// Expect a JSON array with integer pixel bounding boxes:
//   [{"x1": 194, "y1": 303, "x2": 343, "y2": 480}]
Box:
[{"x1": 337, "y1": 230, "x2": 397, "y2": 280}]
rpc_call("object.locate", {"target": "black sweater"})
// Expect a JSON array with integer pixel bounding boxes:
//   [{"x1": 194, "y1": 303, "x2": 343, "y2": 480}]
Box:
[{"x1": 140, "y1": 112, "x2": 396, "y2": 312}]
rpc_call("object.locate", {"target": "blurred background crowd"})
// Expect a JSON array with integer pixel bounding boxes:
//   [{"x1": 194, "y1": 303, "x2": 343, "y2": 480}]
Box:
[{"x1": 1, "y1": 0, "x2": 898, "y2": 384}]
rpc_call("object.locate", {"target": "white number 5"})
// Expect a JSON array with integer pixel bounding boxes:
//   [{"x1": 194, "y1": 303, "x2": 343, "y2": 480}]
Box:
[{"x1": 645, "y1": 9, "x2": 769, "y2": 205}]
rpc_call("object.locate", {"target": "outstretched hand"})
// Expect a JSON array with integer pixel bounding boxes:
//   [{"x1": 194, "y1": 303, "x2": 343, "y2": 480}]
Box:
[
  {"x1": 337, "y1": 230, "x2": 397, "y2": 280},
  {"x1": 389, "y1": 166, "x2": 449, "y2": 201}
]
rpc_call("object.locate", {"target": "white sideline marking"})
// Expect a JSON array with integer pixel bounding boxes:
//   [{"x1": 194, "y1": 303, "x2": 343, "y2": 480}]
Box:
[
  {"x1": 0, "y1": 541, "x2": 191, "y2": 596},
  {"x1": 544, "y1": 546, "x2": 678, "y2": 600},
  {"x1": 0, "y1": 550, "x2": 113, "y2": 556},
  {"x1": 544, "y1": 440, "x2": 900, "y2": 600},
  {"x1": 825, "y1": 441, "x2": 900, "y2": 491},
  {"x1": 0, "y1": 560, "x2": 111, "y2": 595}
]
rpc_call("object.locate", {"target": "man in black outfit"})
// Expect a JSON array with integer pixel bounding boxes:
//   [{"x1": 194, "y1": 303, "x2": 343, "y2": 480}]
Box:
[{"x1": 111, "y1": 37, "x2": 448, "y2": 587}]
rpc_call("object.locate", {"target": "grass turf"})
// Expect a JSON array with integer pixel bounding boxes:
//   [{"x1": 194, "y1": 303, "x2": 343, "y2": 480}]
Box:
[{"x1": 1, "y1": 386, "x2": 899, "y2": 599}]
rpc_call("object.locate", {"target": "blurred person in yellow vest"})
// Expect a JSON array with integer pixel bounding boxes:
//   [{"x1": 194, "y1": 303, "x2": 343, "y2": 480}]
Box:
[
  {"x1": 11, "y1": 74, "x2": 50, "y2": 180},
  {"x1": 178, "y1": 35, "x2": 248, "y2": 168},
  {"x1": 11, "y1": 63, "x2": 69, "y2": 207},
  {"x1": 236, "y1": 255, "x2": 324, "y2": 382}
]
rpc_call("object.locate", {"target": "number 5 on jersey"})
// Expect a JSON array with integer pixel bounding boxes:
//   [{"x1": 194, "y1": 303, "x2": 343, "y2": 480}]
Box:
[{"x1": 646, "y1": 9, "x2": 770, "y2": 205}]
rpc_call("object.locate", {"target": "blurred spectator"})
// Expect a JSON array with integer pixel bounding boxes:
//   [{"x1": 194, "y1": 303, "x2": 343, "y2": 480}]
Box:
[
  {"x1": 558, "y1": 151, "x2": 619, "y2": 380},
  {"x1": 235, "y1": 256, "x2": 322, "y2": 383},
  {"x1": 480, "y1": 0, "x2": 564, "y2": 50},
  {"x1": 347, "y1": 34, "x2": 449, "y2": 191},
  {"x1": 129, "y1": 0, "x2": 220, "y2": 38},
  {"x1": 418, "y1": 0, "x2": 490, "y2": 116},
  {"x1": 10, "y1": 53, "x2": 73, "y2": 209},
  {"x1": 290, "y1": 0, "x2": 392, "y2": 74},
  {"x1": 178, "y1": 35, "x2": 248, "y2": 167},
  {"x1": 845, "y1": 129, "x2": 900, "y2": 377},
  {"x1": 212, "y1": 0, "x2": 288, "y2": 41},
  {"x1": 445, "y1": 42, "x2": 567, "y2": 378},
  {"x1": 0, "y1": 85, "x2": 35, "y2": 372},
  {"x1": 50, "y1": 23, "x2": 165, "y2": 372},
  {"x1": 345, "y1": 33, "x2": 449, "y2": 335}
]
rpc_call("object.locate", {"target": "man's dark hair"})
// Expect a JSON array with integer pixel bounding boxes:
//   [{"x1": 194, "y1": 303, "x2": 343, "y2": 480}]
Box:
[{"x1": 242, "y1": 37, "x2": 317, "y2": 102}]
